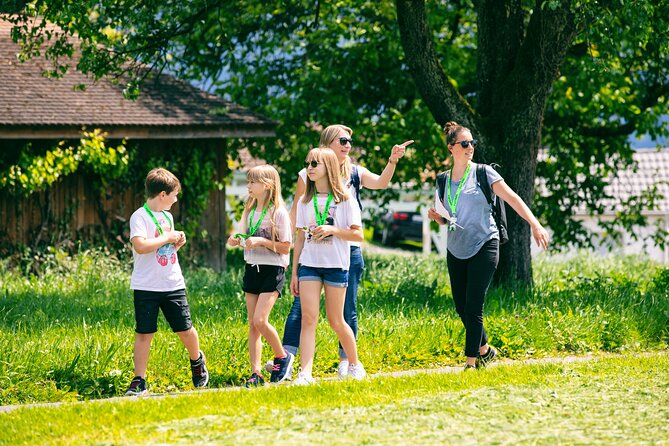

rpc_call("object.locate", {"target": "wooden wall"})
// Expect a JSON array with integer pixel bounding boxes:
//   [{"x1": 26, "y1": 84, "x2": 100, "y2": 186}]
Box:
[{"x1": 0, "y1": 140, "x2": 228, "y2": 271}]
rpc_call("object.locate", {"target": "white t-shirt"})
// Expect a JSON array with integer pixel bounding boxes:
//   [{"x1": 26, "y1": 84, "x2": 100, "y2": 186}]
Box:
[
  {"x1": 296, "y1": 193, "x2": 362, "y2": 270},
  {"x1": 298, "y1": 164, "x2": 368, "y2": 248},
  {"x1": 238, "y1": 206, "x2": 292, "y2": 268},
  {"x1": 129, "y1": 206, "x2": 186, "y2": 292}
]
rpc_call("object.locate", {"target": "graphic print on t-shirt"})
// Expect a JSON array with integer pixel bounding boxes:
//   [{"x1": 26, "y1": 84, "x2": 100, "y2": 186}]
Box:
[
  {"x1": 154, "y1": 227, "x2": 176, "y2": 266},
  {"x1": 306, "y1": 206, "x2": 336, "y2": 245}
]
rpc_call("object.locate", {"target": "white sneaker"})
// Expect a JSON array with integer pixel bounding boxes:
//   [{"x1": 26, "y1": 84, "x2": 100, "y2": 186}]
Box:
[
  {"x1": 347, "y1": 362, "x2": 366, "y2": 380},
  {"x1": 337, "y1": 360, "x2": 349, "y2": 379},
  {"x1": 293, "y1": 371, "x2": 316, "y2": 386}
]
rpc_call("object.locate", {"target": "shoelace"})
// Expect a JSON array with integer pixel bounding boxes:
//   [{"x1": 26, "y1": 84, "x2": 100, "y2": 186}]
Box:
[{"x1": 272, "y1": 362, "x2": 281, "y2": 372}]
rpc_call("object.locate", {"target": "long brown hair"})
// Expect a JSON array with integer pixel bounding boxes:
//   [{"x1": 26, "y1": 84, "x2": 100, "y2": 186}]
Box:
[
  {"x1": 241, "y1": 165, "x2": 285, "y2": 247},
  {"x1": 302, "y1": 148, "x2": 349, "y2": 204},
  {"x1": 319, "y1": 124, "x2": 353, "y2": 181}
]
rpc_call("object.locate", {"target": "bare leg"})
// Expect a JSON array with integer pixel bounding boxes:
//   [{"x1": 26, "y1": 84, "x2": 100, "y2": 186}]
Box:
[
  {"x1": 176, "y1": 327, "x2": 201, "y2": 361},
  {"x1": 298, "y1": 280, "x2": 323, "y2": 375},
  {"x1": 132, "y1": 332, "x2": 155, "y2": 377},
  {"x1": 253, "y1": 291, "x2": 286, "y2": 358},
  {"x1": 324, "y1": 285, "x2": 358, "y2": 365},
  {"x1": 245, "y1": 293, "x2": 263, "y2": 373}
]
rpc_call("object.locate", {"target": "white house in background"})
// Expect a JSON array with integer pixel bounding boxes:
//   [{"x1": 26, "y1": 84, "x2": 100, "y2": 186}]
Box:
[{"x1": 544, "y1": 148, "x2": 669, "y2": 262}]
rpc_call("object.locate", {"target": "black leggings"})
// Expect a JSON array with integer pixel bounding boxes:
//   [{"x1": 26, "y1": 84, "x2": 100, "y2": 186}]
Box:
[{"x1": 446, "y1": 238, "x2": 499, "y2": 358}]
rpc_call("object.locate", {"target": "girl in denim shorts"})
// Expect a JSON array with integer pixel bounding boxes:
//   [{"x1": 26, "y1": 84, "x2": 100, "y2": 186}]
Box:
[
  {"x1": 290, "y1": 148, "x2": 366, "y2": 385},
  {"x1": 228, "y1": 165, "x2": 294, "y2": 388}
]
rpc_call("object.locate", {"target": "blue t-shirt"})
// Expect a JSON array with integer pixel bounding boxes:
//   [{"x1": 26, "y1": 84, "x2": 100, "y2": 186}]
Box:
[{"x1": 442, "y1": 163, "x2": 503, "y2": 259}]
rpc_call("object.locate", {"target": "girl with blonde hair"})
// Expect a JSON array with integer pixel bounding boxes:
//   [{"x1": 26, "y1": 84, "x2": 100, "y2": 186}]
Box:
[
  {"x1": 227, "y1": 165, "x2": 294, "y2": 387},
  {"x1": 290, "y1": 148, "x2": 365, "y2": 385},
  {"x1": 277, "y1": 124, "x2": 413, "y2": 378}
]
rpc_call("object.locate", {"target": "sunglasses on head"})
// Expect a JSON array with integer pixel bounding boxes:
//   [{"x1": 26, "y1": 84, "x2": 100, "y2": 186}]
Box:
[
  {"x1": 338, "y1": 137, "x2": 353, "y2": 146},
  {"x1": 455, "y1": 139, "x2": 478, "y2": 148},
  {"x1": 304, "y1": 160, "x2": 320, "y2": 168}
]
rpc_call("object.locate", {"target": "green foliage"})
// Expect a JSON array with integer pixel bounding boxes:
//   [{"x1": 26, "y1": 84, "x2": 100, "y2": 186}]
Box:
[
  {"x1": 4, "y1": 0, "x2": 669, "y2": 275},
  {"x1": 0, "y1": 129, "x2": 128, "y2": 195},
  {"x1": 538, "y1": 1, "x2": 669, "y2": 248}
]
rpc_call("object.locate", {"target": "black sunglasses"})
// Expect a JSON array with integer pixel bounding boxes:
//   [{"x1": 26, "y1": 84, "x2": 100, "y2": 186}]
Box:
[
  {"x1": 338, "y1": 137, "x2": 353, "y2": 146},
  {"x1": 455, "y1": 139, "x2": 478, "y2": 148},
  {"x1": 304, "y1": 160, "x2": 320, "y2": 168}
]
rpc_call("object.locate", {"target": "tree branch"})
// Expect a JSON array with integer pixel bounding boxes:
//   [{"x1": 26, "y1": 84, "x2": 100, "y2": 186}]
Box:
[
  {"x1": 394, "y1": 0, "x2": 478, "y2": 132},
  {"x1": 500, "y1": 1, "x2": 578, "y2": 118}
]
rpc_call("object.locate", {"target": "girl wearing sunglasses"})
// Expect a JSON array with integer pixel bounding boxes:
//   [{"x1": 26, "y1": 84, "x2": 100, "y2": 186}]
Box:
[
  {"x1": 289, "y1": 148, "x2": 365, "y2": 385},
  {"x1": 427, "y1": 121, "x2": 550, "y2": 370},
  {"x1": 273, "y1": 124, "x2": 413, "y2": 380}
]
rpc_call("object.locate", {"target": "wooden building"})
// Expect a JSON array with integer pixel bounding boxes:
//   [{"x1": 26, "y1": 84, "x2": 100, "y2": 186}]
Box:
[{"x1": 0, "y1": 19, "x2": 276, "y2": 271}]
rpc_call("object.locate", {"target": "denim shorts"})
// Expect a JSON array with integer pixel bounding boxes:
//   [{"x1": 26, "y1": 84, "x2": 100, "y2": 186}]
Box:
[{"x1": 298, "y1": 264, "x2": 349, "y2": 288}]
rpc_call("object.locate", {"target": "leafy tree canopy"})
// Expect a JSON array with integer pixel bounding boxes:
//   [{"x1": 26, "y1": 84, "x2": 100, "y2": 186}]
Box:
[{"x1": 3, "y1": 0, "x2": 668, "y2": 283}]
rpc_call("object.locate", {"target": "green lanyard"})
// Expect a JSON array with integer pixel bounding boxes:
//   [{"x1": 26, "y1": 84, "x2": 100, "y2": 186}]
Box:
[
  {"x1": 313, "y1": 193, "x2": 333, "y2": 226},
  {"x1": 143, "y1": 203, "x2": 172, "y2": 236},
  {"x1": 446, "y1": 162, "x2": 472, "y2": 217},
  {"x1": 235, "y1": 207, "x2": 267, "y2": 239}
]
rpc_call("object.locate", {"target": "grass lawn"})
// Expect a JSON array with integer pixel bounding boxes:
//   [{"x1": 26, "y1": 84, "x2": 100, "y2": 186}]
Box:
[{"x1": 2, "y1": 352, "x2": 667, "y2": 445}]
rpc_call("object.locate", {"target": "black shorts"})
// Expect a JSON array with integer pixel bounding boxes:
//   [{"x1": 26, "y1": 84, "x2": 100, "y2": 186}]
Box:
[
  {"x1": 242, "y1": 264, "x2": 286, "y2": 296},
  {"x1": 133, "y1": 288, "x2": 193, "y2": 334}
]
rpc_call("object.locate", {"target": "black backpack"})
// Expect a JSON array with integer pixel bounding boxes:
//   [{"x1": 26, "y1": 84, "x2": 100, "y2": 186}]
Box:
[{"x1": 436, "y1": 163, "x2": 509, "y2": 245}]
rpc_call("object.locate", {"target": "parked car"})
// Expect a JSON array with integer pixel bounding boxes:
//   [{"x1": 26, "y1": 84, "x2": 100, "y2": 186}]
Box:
[{"x1": 378, "y1": 210, "x2": 424, "y2": 246}]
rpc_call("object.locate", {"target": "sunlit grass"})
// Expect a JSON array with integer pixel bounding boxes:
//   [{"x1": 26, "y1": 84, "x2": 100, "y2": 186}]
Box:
[{"x1": 2, "y1": 353, "x2": 667, "y2": 445}]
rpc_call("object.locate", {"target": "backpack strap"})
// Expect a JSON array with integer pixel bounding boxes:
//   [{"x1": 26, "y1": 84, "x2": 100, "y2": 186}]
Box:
[
  {"x1": 350, "y1": 165, "x2": 363, "y2": 210},
  {"x1": 476, "y1": 163, "x2": 494, "y2": 206}
]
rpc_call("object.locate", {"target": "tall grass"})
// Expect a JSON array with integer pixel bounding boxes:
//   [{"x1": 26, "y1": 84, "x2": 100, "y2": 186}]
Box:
[{"x1": 0, "y1": 248, "x2": 667, "y2": 405}]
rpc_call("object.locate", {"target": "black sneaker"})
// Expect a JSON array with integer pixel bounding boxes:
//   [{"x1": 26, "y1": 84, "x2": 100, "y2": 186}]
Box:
[
  {"x1": 476, "y1": 346, "x2": 498, "y2": 369},
  {"x1": 245, "y1": 372, "x2": 265, "y2": 389},
  {"x1": 125, "y1": 376, "x2": 148, "y2": 396},
  {"x1": 270, "y1": 352, "x2": 295, "y2": 383},
  {"x1": 190, "y1": 351, "x2": 209, "y2": 388}
]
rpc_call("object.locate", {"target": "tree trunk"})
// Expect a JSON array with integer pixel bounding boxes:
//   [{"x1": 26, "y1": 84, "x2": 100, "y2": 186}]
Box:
[{"x1": 396, "y1": 0, "x2": 578, "y2": 285}]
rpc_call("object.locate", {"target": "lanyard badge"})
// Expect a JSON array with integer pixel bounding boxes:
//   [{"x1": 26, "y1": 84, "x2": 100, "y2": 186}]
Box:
[
  {"x1": 446, "y1": 162, "x2": 471, "y2": 232},
  {"x1": 234, "y1": 206, "x2": 267, "y2": 243},
  {"x1": 313, "y1": 193, "x2": 333, "y2": 226},
  {"x1": 143, "y1": 203, "x2": 172, "y2": 236}
]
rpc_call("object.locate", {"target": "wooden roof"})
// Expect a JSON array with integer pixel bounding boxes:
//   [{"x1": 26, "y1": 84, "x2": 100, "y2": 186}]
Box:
[{"x1": 0, "y1": 19, "x2": 276, "y2": 139}]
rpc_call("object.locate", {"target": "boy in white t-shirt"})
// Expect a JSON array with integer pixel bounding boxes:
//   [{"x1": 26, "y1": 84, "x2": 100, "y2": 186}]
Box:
[{"x1": 125, "y1": 167, "x2": 208, "y2": 396}]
